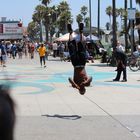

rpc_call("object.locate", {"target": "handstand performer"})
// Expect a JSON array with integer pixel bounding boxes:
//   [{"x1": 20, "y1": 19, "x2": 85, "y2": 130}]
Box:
[{"x1": 67, "y1": 23, "x2": 92, "y2": 95}]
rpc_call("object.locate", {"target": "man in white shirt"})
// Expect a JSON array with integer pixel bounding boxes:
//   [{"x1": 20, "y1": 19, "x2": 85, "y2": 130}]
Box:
[
  {"x1": 52, "y1": 41, "x2": 58, "y2": 57},
  {"x1": 116, "y1": 41, "x2": 125, "y2": 52}
]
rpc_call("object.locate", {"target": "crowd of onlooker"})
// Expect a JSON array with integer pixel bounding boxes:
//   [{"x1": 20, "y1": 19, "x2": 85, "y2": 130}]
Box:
[{"x1": 0, "y1": 38, "x2": 111, "y2": 68}]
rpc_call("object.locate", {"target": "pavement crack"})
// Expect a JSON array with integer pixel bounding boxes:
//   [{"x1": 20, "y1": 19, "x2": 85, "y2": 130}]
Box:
[{"x1": 84, "y1": 95, "x2": 140, "y2": 138}]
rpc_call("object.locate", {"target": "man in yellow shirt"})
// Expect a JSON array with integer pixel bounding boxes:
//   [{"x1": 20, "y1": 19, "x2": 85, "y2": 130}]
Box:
[{"x1": 38, "y1": 43, "x2": 46, "y2": 67}]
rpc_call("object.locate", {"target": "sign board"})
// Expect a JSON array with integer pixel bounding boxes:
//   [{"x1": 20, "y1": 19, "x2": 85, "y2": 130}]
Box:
[
  {"x1": 127, "y1": 8, "x2": 136, "y2": 20},
  {"x1": 0, "y1": 24, "x2": 3, "y2": 33},
  {"x1": 0, "y1": 22, "x2": 23, "y2": 40},
  {"x1": 3, "y1": 23, "x2": 22, "y2": 34}
]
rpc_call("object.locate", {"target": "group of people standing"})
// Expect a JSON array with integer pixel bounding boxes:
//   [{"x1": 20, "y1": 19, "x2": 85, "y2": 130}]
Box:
[{"x1": 0, "y1": 41, "x2": 37, "y2": 67}]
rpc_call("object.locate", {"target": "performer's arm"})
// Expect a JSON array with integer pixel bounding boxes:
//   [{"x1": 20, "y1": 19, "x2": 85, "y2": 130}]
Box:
[
  {"x1": 68, "y1": 78, "x2": 80, "y2": 89},
  {"x1": 80, "y1": 76, "x2": 92, "y2": 86}
]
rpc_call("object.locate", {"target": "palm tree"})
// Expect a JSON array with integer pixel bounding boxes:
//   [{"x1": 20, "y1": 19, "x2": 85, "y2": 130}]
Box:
[
  {"x1": 40, "y1": 0, "x2": 51, "y2": 6},
  {"x1": 80, "y1": 6, "x2": 88, "y2": 23},
  {"x1": 32, "y1": 5, "x2": 46, "y2": 42},
  {"x1": 76, "y1": 14, "x2": 83, "y2": 25},
  {"x1": 110, "y1": 0, "x2": 117, "y2": 66},
  {"x1": 106, "y1": 6, "x2": 112, "y2": 30},
  {"x1": 27, "y1": 21, "x2": 40, "y2": 41},
  {"x1": 97, "y1": 0, "x2": 100, "y2": 37},
  {"x1": 112, "y1": 0, "x2": 117, "y2": 50},
  {"x1": 136, "y1": 0, "x2": 140, "y2": 4},
  {"x1": 57, "y1": 1, "x2": 72, "y2": 34},
  {"x1": 106, "y1": 22, "x2": 111, "y2": 30},
  {"x1": 115, "y1": 8, "x2": 120, "y2": 31},
  {"x1": 84, "y1": 17, "x2": 90, "y2": 28},
  {"x1": 124, "y1": 0, "x2": 128, "y2": 52}
]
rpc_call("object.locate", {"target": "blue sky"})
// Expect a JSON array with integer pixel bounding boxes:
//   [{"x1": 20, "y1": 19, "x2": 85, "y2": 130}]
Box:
[{"x1": 0, "y1": 0, "x2": 139, "y2": 29}]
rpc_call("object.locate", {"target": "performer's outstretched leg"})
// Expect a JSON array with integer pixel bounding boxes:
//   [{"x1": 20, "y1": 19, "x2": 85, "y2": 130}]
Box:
[{"x1": 67, "y1": 24, "x2": 79, "y2": 67}]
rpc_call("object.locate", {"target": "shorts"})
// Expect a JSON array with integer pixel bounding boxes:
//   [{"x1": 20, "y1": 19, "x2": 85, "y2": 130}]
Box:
[{"x1": 68, "y1": 40, "x2": 86, "y2": 67}]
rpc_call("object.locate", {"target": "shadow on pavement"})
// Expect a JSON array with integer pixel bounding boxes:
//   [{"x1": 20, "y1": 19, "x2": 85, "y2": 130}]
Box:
[
  {"x1": 42, "y1": 114, "x2": 82, "y2": 120},
  {"x1": 88, "y1": 63, "x2": 112, "y2": 67},
  {"x1": 105, "y1": 80, "x2": 120, "y2": 82}
]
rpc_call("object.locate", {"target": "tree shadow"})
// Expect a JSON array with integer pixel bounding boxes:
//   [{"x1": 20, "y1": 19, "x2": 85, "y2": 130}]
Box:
[
  {"x1": 42, "y1": 114, "x2": 82, "y2": 120},
  {"x1": 104, "y1": 80, "x2": 115, "y2": 82}
]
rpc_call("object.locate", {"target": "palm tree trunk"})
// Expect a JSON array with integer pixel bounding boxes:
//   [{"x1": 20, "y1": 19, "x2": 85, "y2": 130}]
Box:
[
  {"x1": 45, "y1": 27, "x2": 49, "y2": 41},
  {"x1": 110, "y1": 0, "x2": 117, "y2": 66},
  {"x1": 135, "y1": 0, "x2": 140, "y2": 46},
  {"x1": 97, "y1": 0, "x2": 100, "y2": 37},
  {"x1": 124, "y1": 0, "x2": 128, "y2": 53},
  {"x1": 112, "y1": 0, "x2": 117, "y2": 50},
  {"x1": 109, "y1": 16, "x2": 111, "y2": 29},
  {"x1": 138, "y1": 29, "x2": 140, "y2": 45}
]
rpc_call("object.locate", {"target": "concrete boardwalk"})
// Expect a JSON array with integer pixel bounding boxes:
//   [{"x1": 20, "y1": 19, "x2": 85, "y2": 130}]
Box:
[{"x1": 1, "y1": 54, "x2": 140, "y2": 140}]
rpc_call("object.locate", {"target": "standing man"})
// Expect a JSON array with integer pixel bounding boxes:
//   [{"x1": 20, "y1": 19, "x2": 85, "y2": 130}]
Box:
[
  {"x1": 67, "y1": 23, "x2": 92, "y2": 95},
  {"x1": 0, "y1": 41, "x2": 7, "y2": 67},
  {"x1": 38, "y1": 43, "x2": 46, "y2": 68},
  {"x1": 116, "y1": 40, "x2": 125, "y2": 52},
  {"x1": 52, "y1": 41, "x2": 58, "y2": 57},
  {"x1": 113, "y1": 50, "x2": 127, "y2": 82}
]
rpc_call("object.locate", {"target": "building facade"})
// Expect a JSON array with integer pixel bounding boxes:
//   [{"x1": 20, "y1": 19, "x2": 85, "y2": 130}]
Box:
[{"x1": 0, "y1": 17, "x2": 23, "y2": 40}]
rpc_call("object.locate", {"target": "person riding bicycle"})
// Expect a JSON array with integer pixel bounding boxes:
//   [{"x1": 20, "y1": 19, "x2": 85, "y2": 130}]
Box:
[{"x1": 130, "y1": 45, "x2": 140, "y2": 65}]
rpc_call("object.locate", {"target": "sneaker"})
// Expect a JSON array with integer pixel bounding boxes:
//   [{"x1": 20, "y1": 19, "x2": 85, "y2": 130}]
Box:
[
  {"x1": 3, "y1": 65, "x2": 6, "y2": 67},
  {"x1": 44, "y1": 65, "x2": 46, "y2": 68},
  {"x1": 67, "y1": 24, "x2": 73, "y2": 34},
  {"x1": 113, "y1": 79, "x2": 119, "y2": 81},
  {"x1": 79, "y1": 23, "x2": 84, "y2": 33}
]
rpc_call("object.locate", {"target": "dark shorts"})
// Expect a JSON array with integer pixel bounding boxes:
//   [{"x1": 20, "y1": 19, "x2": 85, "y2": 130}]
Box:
[
  {"x1": 68, "y1": 40, "x2": 86, "y2": 67},
  {"x1": 0, "y1": 56, "x2": 2, "y2": 61}
]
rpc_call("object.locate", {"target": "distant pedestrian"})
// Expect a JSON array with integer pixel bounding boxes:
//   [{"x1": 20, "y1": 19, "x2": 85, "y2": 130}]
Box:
[
  {"x1": 11, "y1": 43, "x2": 17, "y2": 59},
  {"x1": 116, "y1": 40, "x2": 125, "y2": 52},
  {"x1": 52, "y1": 41, "x2": 58, "y2": 57},
  {"x1": 0, "y1": 41, "x2": 7, "y2": 67},
  {"x1": 38, "y1": 43, "x2": 46, "y2": 68},
  {"x1": 113, "y1": 50, "x2": 127, "y2": 82}
]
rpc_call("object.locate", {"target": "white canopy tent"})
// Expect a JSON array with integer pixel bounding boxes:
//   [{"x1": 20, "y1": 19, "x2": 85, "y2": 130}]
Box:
[
  {"x1": 86, "y1": 35, "x2": 99, "y2": 41},
  {"x1": 55, "y1": 32, "x2": 77, "y2": 42}
]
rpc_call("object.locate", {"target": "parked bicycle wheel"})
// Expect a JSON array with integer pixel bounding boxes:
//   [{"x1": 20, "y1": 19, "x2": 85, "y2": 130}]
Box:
[{"x1": 129, "y1": 59, "x2": 140, "y2": 72}]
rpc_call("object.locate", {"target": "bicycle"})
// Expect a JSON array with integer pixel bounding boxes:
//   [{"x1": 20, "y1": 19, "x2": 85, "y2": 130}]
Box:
[{"x1": 127, "y1": 56, "x2": 140, "y2": 72}]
